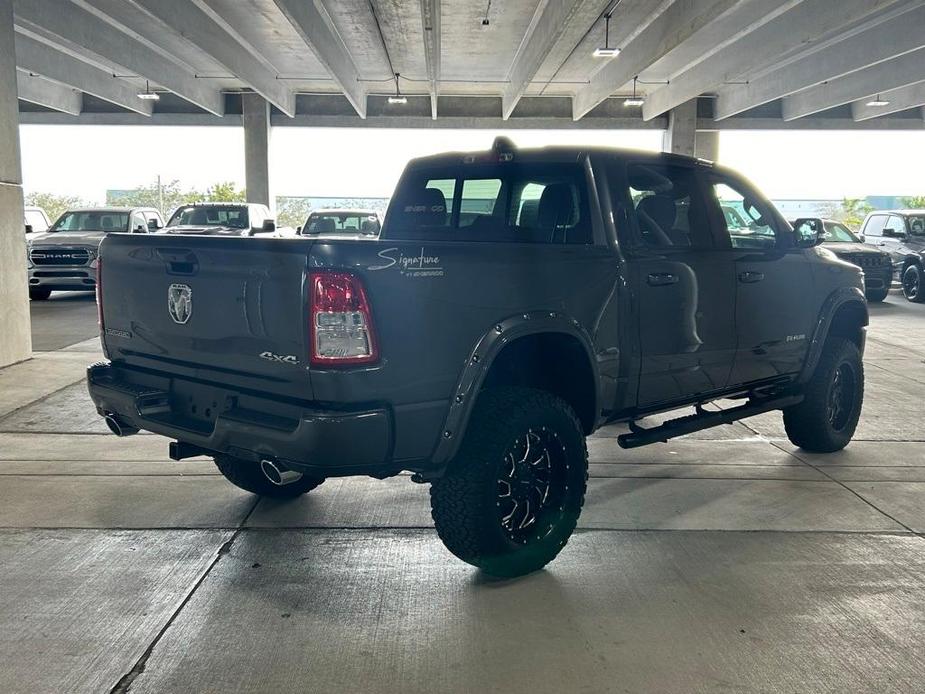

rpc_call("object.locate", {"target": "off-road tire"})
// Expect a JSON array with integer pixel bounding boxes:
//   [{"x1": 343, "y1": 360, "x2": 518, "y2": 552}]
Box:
[
  {"x1": 430, "y1": 387, "x2": 588, "y2": 578},
  {"x1": 29, "y1": 288, "x2": 51, "y2": 301},
  {"x1": 865, "y1": 286, "x2": 889, "y2": 303},
  {"x1": 901, "y1": 264, "x2": 925, "y2": 303},
  {"x1": 213, "y1": 455, "x2": 323, "y2": 498},
  {"x1": 783, "y1": 337, "x2": 863, "y2": 453}
]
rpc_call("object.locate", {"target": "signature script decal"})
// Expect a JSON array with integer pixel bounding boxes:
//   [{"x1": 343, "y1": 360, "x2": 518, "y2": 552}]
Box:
[{"x1": 369, "y1": 247, "x2": 444, "y2": 277}]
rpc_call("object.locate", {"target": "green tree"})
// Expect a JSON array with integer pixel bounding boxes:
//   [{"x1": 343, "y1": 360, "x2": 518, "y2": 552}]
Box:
[
  {"x1": 840, "y1": 198, "x2": 874, "y2": 229},
  {"x1": 24, "y1": 192, "x2": 86, "y2": 223},
  {"x1": 204, "y1": 181, "x2": 246, "y2": 202},
  {"x1": 275, "y1": 196, "x2": 314, "y2": 229},
  {"x1": 107, "y1": 179, "x2": 201, "y2": 218},
  {"x1": 901, "y1": 196, "x2": 925, "y2": 209}
]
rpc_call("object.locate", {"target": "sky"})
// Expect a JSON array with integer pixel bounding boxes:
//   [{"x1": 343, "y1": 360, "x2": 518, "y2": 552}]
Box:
[{"x1": 18, "y1": 124, "x2": 925, "y2": 204}]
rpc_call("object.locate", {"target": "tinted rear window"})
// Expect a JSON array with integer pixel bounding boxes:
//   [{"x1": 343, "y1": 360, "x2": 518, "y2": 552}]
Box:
[
  {"x1": 385, "y1": 163, "x2": 592, "y2": 244},
  {"x1": 167, "y1": 206, "x2": 249, "y2": 229}
]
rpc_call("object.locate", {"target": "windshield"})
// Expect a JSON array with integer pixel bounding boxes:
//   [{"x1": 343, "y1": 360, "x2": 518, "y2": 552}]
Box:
[
  {"x1": 305, "y1": 213, "x2": 379, "y2": 235},
  {"x1": 49, "y1": 211, "x2": 129, "y2": 233},
  {"x1": 822, "y1": 221, "x2": 859, "y2": 243},
  {"x1": 167, "y1": 206, "x2": 249, "y2": 229}
]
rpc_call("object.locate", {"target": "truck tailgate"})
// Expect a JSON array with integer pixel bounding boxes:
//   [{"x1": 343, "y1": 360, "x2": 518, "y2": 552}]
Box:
[{"x1": 99, "y1": 234, "x2": 315, "y2": 399}]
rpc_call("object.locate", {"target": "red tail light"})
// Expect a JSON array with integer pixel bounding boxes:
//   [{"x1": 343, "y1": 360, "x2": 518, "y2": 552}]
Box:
[
  {"x1": 95, "y1": 258, "x2": 103, "y2": 330},
  {"x1": 309, "y1": 271, "x2": 378, "y2": 366}
]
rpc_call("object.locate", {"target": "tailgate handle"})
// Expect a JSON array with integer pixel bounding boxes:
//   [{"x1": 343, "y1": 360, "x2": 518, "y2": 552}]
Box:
[{"x1": 156, "y1": 248, "x2": 199, "y2": 276}]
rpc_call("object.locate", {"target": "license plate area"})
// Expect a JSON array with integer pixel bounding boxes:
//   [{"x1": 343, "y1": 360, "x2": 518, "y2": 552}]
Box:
[{"x1": 169, "y1": 381, "x2": 232, "y2": 433}]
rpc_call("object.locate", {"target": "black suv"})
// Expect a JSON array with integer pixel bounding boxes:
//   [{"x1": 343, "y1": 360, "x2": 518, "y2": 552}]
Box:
[
  {"x1": 88, "y1": 141, "x2": 868, "y2": 577},
  {"x1": 860, "y1": 210, "x2": 925, "y2": 302},
  {"x1": 791, "y1": 217, "x2": 892, "y2": 302}
]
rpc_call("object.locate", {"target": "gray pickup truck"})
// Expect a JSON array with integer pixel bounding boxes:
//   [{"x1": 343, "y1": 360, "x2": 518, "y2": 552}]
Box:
[{"x1": 88, "y1": 139, "x2": 868, "y2": 577}]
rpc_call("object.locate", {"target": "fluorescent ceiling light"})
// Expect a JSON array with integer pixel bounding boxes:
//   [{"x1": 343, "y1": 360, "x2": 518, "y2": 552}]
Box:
[
  {"x1": 137, "y1": 79, "x2": 159, "y2": 100},
  {"x1": 388, "y1": 95, "x2": 408, "y2": 105},
  {"x1": 623, "y1": 97, "x2": 645, "y2": 107},
  {"x1": 593, "y1": 14, "x2": 619, "y2": 58},
  {"x1": 865, "y1": 95, "x2": 890, "y2": 107}
]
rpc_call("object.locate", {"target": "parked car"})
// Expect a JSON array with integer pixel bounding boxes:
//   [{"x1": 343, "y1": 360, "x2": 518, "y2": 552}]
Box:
[
  {"x1": 160, "y1": 202, "x2": 286, "y2": 237},
  {"x1": 88, "y1": 139, "x2": 868, "y2": 577},
  {"x1": 26, "y1": 206, "x2": 163, "y2": 300},
  {"x1": 298, "y1": 209, "x2": 382, "y2": 238},
  {"x1": 24, "y1": 206, "x2": 51, "y2": 235},
  {"x1": 791, "y1": 217, "x2": 892, "y2": 302},
  {"x1": 859, "y1": 210, "x2": 925, "y2": 302}
]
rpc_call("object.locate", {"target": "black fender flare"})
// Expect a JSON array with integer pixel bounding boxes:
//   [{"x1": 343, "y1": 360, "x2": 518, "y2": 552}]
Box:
[
  {"x1": 798, "y1": 286, "x2": 868, "y2": 384},
  {"x1": 430, "y1": 311, "x2": 600, "y2": 466}
]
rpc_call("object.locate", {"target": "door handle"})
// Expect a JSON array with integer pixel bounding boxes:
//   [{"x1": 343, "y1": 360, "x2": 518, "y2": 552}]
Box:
[
  {"x1": 647, "y1": 272, "x2": 679, "y2": 286},
  {"x1": 738, "y1": 271, "x2": 765, "y2": 283}
]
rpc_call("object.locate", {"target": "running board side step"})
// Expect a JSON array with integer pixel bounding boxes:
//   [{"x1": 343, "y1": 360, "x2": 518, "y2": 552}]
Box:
[{"x1": 617, "y1": 395, "x2": 803, "y2": 449}]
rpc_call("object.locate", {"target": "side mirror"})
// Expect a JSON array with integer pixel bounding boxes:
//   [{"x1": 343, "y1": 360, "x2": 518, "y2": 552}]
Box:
[
  {"x1": 24, "y1": 224, "x2": 33, "y2": 234},
  {"x1": 859, "y1": 234, "x2": 865, "y2": 243},
  {"x1": 296, "y1": 225, "x2": 302, "y2": 234},
  {"x1": 796, "y1": 226, "x2": 823, "y2": 249},
  {"x1": 262, "y1": 219, "x2": 276, "y2": 232},
  {"x1": 147, "y1": 219, "x2": 161, "y2": 231}
]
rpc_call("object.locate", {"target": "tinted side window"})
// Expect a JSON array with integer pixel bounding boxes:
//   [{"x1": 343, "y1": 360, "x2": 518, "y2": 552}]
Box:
[
  {"x1": 707, "y1": 177, "x2": 779, "y2": 249},
  {"x1": 626, "y1": 163, "x2": 711, "y2": 249},
  {"x1": 388, "y1": 164, "x2": 591, "y2": 244},
  {"x1": 863, "y1": 215, "x2": 887, "y2": 237},
  {"x1": 130, "y1": 212, "x2": 147, "y2": 232},
  {"x1": 886, "y1": 215, "x2": 906, "y2": 237}
]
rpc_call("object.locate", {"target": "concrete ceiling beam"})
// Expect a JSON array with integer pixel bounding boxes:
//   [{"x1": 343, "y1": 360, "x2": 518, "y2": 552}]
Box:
[
  {"x1": 16, "y1": 70, "x2": 81, "y2": 115},
  {"x1": 273, "y1": 0, "x2": 366, "y2": 118},
  {"x1": 715, "y1": 1, "x2": 925, "y2": 120},
  {"x1": 14, "y1": 32, "x2": 152, "y2": 116},
  {"x1": 643, "y1": 0, "x2": 905, "y2": 121},
  {"x1": 13, "y1": 0, "x2": 224, "y2": 115},
  {"x1": 783, "y1": 47, "x2": 925, "y2": 120}
]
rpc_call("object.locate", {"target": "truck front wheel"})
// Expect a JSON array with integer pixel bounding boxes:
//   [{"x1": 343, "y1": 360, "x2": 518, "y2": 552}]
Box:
[
  {"x1": 213, "y1": 455, "x2": 324, "y2": 498},
  {"x1": 783, "y1": 337, "x2": 863, "y2": 452},
  {"x1": 430, "y1": 387, "x2": 587, "y2": 578}
]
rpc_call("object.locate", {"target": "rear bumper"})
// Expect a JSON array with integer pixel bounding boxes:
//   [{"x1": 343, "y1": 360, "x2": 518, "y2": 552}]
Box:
[{"x1": 87, "y1": 362, "x2": 395, "y2": 477}]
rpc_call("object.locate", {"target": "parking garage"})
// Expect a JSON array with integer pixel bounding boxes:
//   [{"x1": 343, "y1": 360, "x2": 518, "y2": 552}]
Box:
[{"x1": 2, "y1": 1, "x2": 925, "y2": 692}]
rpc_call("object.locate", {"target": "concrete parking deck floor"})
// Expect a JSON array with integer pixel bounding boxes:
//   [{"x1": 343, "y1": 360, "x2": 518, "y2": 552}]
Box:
[{"x1": 1, "y1": 292, "x2": 923, "y2": 693}]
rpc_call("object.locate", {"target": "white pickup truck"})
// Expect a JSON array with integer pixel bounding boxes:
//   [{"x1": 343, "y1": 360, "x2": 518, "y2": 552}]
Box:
[{"x1": 27, "y1": 206, "x2": 163, "y2": 300}]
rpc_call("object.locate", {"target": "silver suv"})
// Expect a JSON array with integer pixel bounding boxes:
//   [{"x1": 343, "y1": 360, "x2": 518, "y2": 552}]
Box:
[{"x1": 27, "y1": 206, "x2": 163, "y2": 300}]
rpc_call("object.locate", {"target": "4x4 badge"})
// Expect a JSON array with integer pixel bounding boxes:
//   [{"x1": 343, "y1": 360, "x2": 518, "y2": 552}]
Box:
[{"x1": 167, "y1": 284, "x2": 192, "y2": 324}]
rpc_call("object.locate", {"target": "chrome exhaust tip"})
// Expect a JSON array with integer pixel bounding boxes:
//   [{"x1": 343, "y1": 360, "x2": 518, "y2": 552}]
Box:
[
  {"x1": 260, "y1": 459, "x2": 303, "y2": 486},
  {"x1": 104, "y1": 413, "x2": 139, "y2": 437}
]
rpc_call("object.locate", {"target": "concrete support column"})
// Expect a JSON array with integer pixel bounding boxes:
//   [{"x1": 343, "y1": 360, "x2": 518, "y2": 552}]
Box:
[
  {"x1": 662, "y1": 99, "x2": 697, "y2": 158},
  {"x1": 695, "y1": 130, "x2": 719, "y2": 162},
  {"x1": 242, "y1": 93, "x2": 271, "y2": 208},
  {"x1": 0, "y1": 0, "x2": 33, "y2": 367}
]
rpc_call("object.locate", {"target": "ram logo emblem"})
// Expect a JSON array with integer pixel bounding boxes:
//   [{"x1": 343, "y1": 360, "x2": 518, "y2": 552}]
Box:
[{"x1": 167, "y1": 284, "x2": 193, "y2": 325}]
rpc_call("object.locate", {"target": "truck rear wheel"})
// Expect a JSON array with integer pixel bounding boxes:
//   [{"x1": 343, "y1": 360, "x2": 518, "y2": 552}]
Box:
[
  {"x1": 213, "y1": 455, "x2": 324, "y2": 498},
  {"x1": 783, "y1": 337, "x2": 863, "y2": 453},
  {"x1": 430, "y1": 387, "x2": 587, "y2": 578}
]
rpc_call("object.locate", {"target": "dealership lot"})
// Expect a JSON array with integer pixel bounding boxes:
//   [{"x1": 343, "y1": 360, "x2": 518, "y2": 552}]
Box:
[{"x1": 0, "y1": 290, "x2": 921, "y2": 694}]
